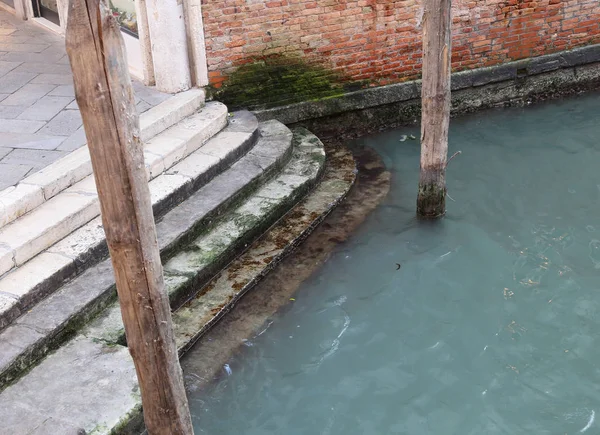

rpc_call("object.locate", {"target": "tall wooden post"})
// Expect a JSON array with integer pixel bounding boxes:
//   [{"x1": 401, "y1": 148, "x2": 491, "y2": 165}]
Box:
[
  {"x1": 417, "y1": 0, "x2": 452, "y2": 218},
  {"x1": 65, "y1": 1, "x2": 194, "y2": 433}
]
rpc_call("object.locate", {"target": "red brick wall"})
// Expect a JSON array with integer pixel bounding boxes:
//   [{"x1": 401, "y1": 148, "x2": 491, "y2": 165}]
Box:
[{"x1": 201, "y1": 0, "x2": 600, "y2": 90}]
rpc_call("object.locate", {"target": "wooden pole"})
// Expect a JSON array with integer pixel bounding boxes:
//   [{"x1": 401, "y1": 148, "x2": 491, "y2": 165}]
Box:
[
  {"x1": 65, "y1": 1, "x2": 194, "y2": 433},
  {"x1": 417, "y1": 0, "x2": 452, "y2": 218}
]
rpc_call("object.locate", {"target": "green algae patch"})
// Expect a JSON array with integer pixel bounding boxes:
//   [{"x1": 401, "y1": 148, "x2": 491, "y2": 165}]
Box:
[{"x1": 211, "y1": 56, "x2": 364, "y2": 110}]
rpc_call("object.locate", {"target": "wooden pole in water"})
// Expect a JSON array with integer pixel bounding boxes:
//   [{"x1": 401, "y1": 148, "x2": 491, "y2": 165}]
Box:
[
  {"x1": 417, "y1": 0, "x2": 452, "y2": 218},
  {"x1": 65, "y1": 1, "x2": 194, "y2": 433}
]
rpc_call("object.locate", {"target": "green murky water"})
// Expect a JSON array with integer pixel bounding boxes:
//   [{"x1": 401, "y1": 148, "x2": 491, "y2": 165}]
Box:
[{"x1": 186, "y1": 93, "x2": 600, "y2": 434}]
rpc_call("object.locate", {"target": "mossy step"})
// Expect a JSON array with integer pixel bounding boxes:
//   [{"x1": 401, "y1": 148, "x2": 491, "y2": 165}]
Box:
[
  {"x1": 84, "y1": 127, "x2": 326, "y2": 347},
  {"x1": 0, "y1": 119, "x2": 293, "y2": 391}
]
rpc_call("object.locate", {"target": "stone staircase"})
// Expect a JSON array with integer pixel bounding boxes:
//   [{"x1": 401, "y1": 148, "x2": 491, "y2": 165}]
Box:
[
  {"x1": 0, "y1": 91, "x2": 356, "y2": 433},
  {"x1": 0, "y1": 89, "x2": 215, "y2": 279}
]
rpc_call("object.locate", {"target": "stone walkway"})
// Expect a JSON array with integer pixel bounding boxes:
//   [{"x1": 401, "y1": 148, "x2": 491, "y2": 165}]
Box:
[{"x1": 0, "y1": 10, "x2": 171, "y2": 190}]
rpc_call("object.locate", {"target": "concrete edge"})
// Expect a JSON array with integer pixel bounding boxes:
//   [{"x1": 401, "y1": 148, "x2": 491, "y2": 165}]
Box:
[
  {"x1": 253, "y1": 44, "x2": 600, "y2": 125},
  {"x1": 0, "y1": 88, "x2": 206, "y2": 230}
]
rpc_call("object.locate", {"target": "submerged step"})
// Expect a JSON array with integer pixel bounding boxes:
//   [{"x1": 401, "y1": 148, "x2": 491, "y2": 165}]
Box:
[
  {"x1": 0, "y1": 119, "x2": 292, "y2": 390},
  {"x1": 85, "y1": 127, "x2": 327, "y2": 347},
  {"x1": 0, "y1": 129, "x2": 356, "y2": 435},
  {"x1": 0, "y1": 102, "x2": 228, "y2": 280},
  {"x1": 0, "y1": 88, "x2": 206, "y2": 230}
]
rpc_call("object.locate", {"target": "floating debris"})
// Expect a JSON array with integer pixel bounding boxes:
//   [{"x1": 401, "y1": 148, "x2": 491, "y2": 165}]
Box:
[
  {"x1": 447, "y1": 150, "x2": 462, "y2": 167},
  {"x1": 223, "y1": 364, "x2": 232, "y2": 376},
  {"x1": 395, "y1": 263, "x2": 401, "y2": 270},
  {"x1": 409, "y1": 134, "x2": 417, "y2": 140},
  {"x1": 506, "y1": 364, "x2": 520, "y2": 374},
  {"x1": 428, "y1": 341, "x2": 441, "y2": 350},
  {"x1": 399, "y1": 135, "x2": 408, "y2": 142}
]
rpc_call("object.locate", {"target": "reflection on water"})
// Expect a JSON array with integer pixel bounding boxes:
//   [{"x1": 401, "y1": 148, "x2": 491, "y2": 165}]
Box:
[{"x1": 186, "y1": 92, "x2": 600, "y2": 434}]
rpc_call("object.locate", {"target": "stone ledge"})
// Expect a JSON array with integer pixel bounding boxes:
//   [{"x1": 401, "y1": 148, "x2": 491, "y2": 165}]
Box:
[{"x1": 253, "y1": 44, "x2": 600, "y2": 125}]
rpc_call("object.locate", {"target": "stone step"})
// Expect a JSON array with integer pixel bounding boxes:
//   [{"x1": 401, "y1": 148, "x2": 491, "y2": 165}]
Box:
[
  {"x1": 0, "y1": 88, "x2": 206, "y2": 230},
  {"x1": 0, "y1": 106, "x2": 249, "y2": 333},
  {"x1": 0, "y1": 129, "x2": 356, "y2": 435},
  {"x1": 84, "y1": 127, "x2": 326, "y2": 347},
  {"x1": 0, "y1": 119, "x2": 293, "y2": 390},
  {"x1": 0, "y1": 101, "x2": 228, "y2": 280}
]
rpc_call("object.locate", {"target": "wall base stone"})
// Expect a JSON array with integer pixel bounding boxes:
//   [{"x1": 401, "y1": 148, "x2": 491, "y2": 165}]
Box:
[{"x1": 252, "y1": 44, "x2": 600, "y2": 138}]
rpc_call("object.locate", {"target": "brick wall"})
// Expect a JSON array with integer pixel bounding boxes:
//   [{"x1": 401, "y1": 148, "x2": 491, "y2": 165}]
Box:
[{"x1": 201, "y1": 0, "x2": 600, "y2": 106}]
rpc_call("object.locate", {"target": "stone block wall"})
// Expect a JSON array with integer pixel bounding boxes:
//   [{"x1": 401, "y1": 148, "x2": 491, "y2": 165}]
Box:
[{"x1": 201, "y1": 0, "x2": 600, "y2": 108}]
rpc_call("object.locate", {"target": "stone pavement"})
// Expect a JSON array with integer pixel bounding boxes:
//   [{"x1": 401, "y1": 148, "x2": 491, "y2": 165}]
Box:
[{"x1": 0, "y1": 10, "x2": 171, "y2": 190}]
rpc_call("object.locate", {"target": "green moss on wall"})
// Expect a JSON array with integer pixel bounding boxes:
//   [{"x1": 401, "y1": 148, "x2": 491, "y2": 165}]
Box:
[{"x1": 210, "y1": 56, "x2": 365, "y2": 110}]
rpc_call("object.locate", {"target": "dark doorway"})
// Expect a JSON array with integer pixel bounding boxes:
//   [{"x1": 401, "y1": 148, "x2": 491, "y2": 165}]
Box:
[{"x1": 32, "y1": 0, "x2": 60, "y2": 25}]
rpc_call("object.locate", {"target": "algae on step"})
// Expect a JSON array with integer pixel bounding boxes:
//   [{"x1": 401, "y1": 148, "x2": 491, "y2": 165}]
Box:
[{"x1": 83, "y1": 127, "x2": 326, "y2": 349}]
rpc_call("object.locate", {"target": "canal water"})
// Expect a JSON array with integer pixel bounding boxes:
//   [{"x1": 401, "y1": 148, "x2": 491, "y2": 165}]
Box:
[{"x1": 186, "y1": 93, "x2": 600, "y2": 434}]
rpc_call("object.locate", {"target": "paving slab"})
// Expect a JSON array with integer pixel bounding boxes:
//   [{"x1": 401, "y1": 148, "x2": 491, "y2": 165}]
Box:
[
  {"x1": 0, "y1": 118, "x2": 44, "y2": 133},
  {"x1": 17, "y1": 95, "x2": 73, "y2": 121},
  {"x1": 46, "y1": 84, "x2": 75, "y2": 97},
  {"x1": 0, "y1": 60, "x2": 20, "y2": 75},
  {"x1": 30, "y1": 73, "x2": 74, "y2": 85},
  {"x1": 0, "y1": 163, "x2": 31, "y2": 190},
  {"x1": 0, "y1": 132, "x2": 66, "y2": 150},
  {"x1": 0, "y1": 42, "x2": 49, "y2": 53},
  {"x1": 10, "y1": 61, "x2": 71, "y2": 74},
  {"x1": 0, "y1": 71, "x2": 36, "y2": 93},
  {"x1": 0, "y1": 104, "x2": 26, "y2": 118},
  {"x1": 1, "y1": 148, "x2": 67, "y2": 169},
  {"x1": 56, "y1": 126, "x2": 86, "y2": 151},
  {"x1": 0, "y1": 83, "x2": 55, "y2": 106},
  {"x1": 2, "y1": 51, "x2": 63, "y2": 63},
  {"x1": 37, "y1": 109, "x2": 82, "y2": 136}
]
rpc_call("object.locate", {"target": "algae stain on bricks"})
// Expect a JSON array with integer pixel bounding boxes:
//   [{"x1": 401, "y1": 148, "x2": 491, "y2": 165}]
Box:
[{"x1": 201, "y1": 0, "x2": 600, "y2": 106}]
